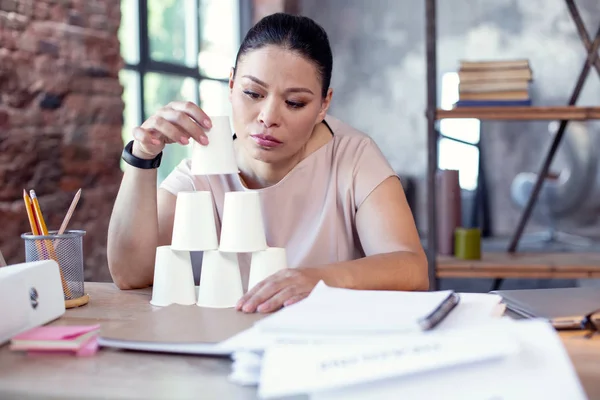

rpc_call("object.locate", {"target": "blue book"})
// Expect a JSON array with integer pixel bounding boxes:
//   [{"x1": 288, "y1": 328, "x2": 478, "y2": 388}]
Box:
[{"x1": 454, "y1": 99, "x2": 532, "y2": 107}]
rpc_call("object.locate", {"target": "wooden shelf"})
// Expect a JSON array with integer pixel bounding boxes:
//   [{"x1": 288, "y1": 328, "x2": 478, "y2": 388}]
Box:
[
  {"x1": 435, "y1": 106, "x2": 600, "y2": 121},
  {"x1": 437, "y1": 252, "x2": 600, "y2": 279}
]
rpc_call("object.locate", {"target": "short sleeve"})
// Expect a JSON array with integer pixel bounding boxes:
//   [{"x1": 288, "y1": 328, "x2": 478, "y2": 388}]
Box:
[
  {"x1": 352, "y1": 138, "x2": 396, "y2": 209},
  {"x1": 159, "y1": 158, "x2": 198, "y2": 195}
]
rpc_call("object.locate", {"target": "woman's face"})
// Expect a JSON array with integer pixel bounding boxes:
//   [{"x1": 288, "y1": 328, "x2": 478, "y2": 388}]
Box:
[{"x1": 229, "y1": 45, "x2": 332, "y2": 164}]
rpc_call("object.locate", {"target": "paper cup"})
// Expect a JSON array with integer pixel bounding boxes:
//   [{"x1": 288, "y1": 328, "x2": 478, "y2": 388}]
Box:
[
  {"x1": 219, "y1": 191, "x2": 268, "y2": 253},
  {"x1": 248, "y1": 247, "x2": 288, "y2": 290},
  {"x1": 196, "y1": 250, "x2": 244, "y2": 308},
  {"x1": 191, "y1": 115, "x2": 238, "y2": 175},
  {"x1": 171, "y1": 191, "x2": 218, "y2": 251},
  {"x1": 150, "y1": 246, "x2": 197, "y2": 307}
]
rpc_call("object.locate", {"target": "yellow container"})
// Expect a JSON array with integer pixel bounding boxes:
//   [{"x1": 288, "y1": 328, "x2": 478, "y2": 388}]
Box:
[{"x1": 454, "y1": 227, "x2": 481, "y2": 260}]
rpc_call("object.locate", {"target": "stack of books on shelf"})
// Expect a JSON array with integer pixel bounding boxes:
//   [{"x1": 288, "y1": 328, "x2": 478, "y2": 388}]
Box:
[{"x1": 454, "y1": 59, "x2": 532, "y2": 107}]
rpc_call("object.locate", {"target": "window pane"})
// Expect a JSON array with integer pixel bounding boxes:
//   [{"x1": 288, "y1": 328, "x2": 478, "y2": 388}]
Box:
[
  {"x1": 144, "y1": 73, "x2": 198, "y2": 182},
  {"x1": 119, "y1": 69, "x2": 141, "y2": 171},
  {"x1": 198, "y1": 0, "x2": 239, "y2": 79},
  {"x1": 144, "y1": 72, "x2": 197, "y2": 115},
  {"x1": 148, "y1": 0, "x2": 197, "y2": 67},
  {"x1": 199, "y1": 79, "x2": 231, "y2": 117},
  {"x1": 440, "y1": 72, "x2": 480, "y2": 144},
  {"x1": 118, "y1": 0, "x2": 140, "y2": 64},
  {"x1": 438, "y1": 138, "x2": 479, "y2": 191}
]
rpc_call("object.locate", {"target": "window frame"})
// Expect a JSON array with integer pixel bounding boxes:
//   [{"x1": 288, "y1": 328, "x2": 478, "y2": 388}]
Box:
[{"x1": 123, "y1": 0, "x2": 249, "y2": 123}]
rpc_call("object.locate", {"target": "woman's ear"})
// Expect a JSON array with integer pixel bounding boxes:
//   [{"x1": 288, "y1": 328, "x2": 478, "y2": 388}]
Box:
[
  {"x1": 317, "y1": 88, "x2": 333, "y2": 122},
  {"x1": 228, "y1": 67, "x2": 235, "y2": 101}
]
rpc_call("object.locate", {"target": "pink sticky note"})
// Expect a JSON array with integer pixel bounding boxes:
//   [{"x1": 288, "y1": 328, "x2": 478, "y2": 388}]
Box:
[
  {"x1": 25, "y1": 335, "x2": 99, "y2": 357},
  {"x1": 12, "y1": 324, "x2": 101, "y2": 342}
]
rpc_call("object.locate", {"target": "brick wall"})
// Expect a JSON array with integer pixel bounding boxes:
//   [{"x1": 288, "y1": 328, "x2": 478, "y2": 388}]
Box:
[{"x1": 0, "y1": 0, "x2": 124, "y2": 281}]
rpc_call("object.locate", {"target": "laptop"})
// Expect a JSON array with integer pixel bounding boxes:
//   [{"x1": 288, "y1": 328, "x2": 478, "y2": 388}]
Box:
[
  {"x1": 491, "y1": 287, "x2": 600, "y2": 329},
  {"x1": 98, "y1": 303, "x2": 267, "y2": 356}
]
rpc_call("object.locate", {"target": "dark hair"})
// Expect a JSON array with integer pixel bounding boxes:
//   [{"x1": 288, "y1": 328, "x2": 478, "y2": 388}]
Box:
[{"x1": 233, "y1": 13, "x2": 333, "y2": 98}]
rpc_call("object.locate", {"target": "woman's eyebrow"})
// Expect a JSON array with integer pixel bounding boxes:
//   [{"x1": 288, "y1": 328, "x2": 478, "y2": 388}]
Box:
[{"x1": 242, "y1": 75, "x2": 314, "y2": 95}]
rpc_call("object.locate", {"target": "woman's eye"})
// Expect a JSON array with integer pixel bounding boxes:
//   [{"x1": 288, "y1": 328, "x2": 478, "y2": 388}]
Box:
[
  {"x1": 243, "y1": 90, "x2": 260, "y2": 99},
  {"x1": 286, "y1": 100, "x2": 306, "y2": 109}
]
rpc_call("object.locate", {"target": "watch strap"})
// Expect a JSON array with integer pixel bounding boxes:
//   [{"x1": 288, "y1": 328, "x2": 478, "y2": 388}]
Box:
[{"x1": 121, "y1": 140, "x2": 162, "y2": 169}]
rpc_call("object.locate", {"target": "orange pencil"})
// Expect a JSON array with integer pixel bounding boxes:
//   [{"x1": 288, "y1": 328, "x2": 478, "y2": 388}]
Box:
[
  {"x1": 23, "y1": 189, "x2": 46, "y2": 260},
  {"x1": 29, "y1": 190, "x2": 49, "y2": 235},
  {"x1": 23, "y1": 189, "x2": 40, "y2": 235},
  {"x1": 28, "y1": 190, "x2": 72, "y2": 298}
]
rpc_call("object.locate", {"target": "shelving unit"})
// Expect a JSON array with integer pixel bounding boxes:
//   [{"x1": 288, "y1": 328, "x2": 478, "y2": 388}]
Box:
[
  {"x1": 425, "y1": 0, "x2": 600, "y2": 290},
  {"x1": 436, "y1": 106, "x2": 600, "y2": 121}
]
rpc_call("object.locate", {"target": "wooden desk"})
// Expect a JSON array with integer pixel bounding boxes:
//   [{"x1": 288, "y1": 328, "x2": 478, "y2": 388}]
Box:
[{"x1": 0, "y1": 283, "x2": 599, "y2": 399}]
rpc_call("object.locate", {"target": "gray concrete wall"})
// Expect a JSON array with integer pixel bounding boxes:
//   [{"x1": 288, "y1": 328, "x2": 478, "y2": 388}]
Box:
[{"x1": 300, "y1": 0, "x2": 600, "y2": 238}]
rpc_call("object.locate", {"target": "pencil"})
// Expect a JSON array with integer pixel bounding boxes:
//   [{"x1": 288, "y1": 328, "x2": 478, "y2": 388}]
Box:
[
  {"x1": 29, "y1": 190, "x2": 49, "y2": 235},
  {"x1": 23, "y1": 189, "x2": 46, "y2": 260},
  {"x1": 28, "y1": 190, "x2": 72, "y2": 298},
  {"x1": 58, "y1": 188, "x2": 81, "y2": 235},
  {"x1": 23, "y1": 189, "x2": 40, "y2": 235}
]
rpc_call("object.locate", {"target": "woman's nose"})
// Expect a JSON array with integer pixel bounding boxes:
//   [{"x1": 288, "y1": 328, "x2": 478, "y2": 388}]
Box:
[{"x1": 258, "y1": 98, "x2": 281, "y2": 127}]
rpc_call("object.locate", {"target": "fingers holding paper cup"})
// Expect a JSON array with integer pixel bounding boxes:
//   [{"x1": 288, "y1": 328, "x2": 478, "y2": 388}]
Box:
[{"x1": 132, "y1": 101, "x2": 213, "y2": 159}]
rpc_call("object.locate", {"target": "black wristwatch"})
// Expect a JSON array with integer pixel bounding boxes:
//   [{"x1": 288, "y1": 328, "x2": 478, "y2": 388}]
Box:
[{"x1": 121, "y1": 140, "x2": 162, "y2": 169}]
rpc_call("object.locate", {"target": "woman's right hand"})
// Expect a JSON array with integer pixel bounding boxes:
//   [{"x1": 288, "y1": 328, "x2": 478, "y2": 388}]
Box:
[{"x1": 131, "y1": 101, "x2": 213, "y2": 160}]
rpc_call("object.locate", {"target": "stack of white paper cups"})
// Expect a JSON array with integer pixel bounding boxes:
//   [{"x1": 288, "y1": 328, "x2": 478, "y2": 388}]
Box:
[
  {"x1": 150, "y1": 191, "x2": 219, "y2": 307},
  {"x1": 151, "y1": 115, "x2": 279, "y2": 309}
]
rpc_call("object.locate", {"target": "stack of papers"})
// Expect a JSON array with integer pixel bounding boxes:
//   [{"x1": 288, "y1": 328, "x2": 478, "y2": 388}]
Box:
[
  {"x1": 253, "y1": 281, "x2": 459, "y2": 335},
  {"x1": 224, "y1": 282, "x2": 506, "y2": 386},
  {"x1": 223, "y1": 282, "x2": 585, "y2": 399},
  {"x1": 306, "y1": 320, "x2": 586, "y2": 400},
  {"x1": 258, "y1": 320, "x2": 520, "y2": 398},
  {"x1": 10, "y1": 325, "x2": 100, "y2": 356}
]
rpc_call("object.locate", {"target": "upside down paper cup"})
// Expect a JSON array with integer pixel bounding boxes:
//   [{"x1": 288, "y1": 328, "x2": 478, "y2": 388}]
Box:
[
  {"x1": 171, "y1": 191, "x2": 218, "y2": 251},
  {"x1": 219, "y1": 191, "x2": 268, "y2": 253},
  {"x1": 196, "y1": 250, "x2": 244, "y2": 308},
  {"x1": 191, "y1": 116, "x2": 238, "y2": 175},
  {"x1": 248, "y1": 247, "x2": 288, "y2": 291},
  {"x1": 150, "y1": 245, "x2": 197, "y2": 307}
]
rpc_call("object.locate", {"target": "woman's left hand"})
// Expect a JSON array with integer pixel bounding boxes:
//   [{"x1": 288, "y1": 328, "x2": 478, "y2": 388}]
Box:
[{"x1": 236, "y1": 268, "x2": 322, "y2": 313}]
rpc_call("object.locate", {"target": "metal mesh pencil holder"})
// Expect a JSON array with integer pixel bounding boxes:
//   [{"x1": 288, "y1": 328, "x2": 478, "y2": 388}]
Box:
[{"x1": 21, "y1": 230, "x2": 89, "y2": 308}]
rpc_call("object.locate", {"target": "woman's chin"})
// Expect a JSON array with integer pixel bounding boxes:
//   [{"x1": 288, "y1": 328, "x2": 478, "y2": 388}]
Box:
[{"x1": 248, "y1": 146, "x2": 285, "y2": 163}]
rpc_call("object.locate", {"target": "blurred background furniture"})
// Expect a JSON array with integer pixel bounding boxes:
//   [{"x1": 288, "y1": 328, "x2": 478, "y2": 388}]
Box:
[
  {"x1": 426, "y1": 0, "x2": 600, "y2": 291},
  {"x1": 510, "y1": 121, "x2": 597, "y2": 247}
]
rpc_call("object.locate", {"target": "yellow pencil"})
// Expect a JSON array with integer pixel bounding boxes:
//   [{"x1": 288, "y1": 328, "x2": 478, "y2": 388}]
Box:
[
  {"x1": 29, "y1": 190, "x2": 72, "y2": 298},
  {"x1": 23, "y1": 189, "x2": 40, "y2": 236},
  {"x1": 29, "y1": 190, "x2": 49, "y2": 235}
]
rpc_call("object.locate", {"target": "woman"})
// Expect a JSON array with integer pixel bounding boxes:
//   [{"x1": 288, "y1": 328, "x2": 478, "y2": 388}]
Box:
[{"x1": 107, "y1": 13, "x2": 428, "y2": 313}]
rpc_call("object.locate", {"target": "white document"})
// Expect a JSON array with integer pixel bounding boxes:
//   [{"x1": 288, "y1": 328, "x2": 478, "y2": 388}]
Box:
[
  {"x1": 254, "y1": 281, "x2": 456, "y2": 335},
  {"x1": 436, "y1": 292, "x2": 504, "y2": 330},
  {"x1": 222, "y1": 291, "x2": 503, "y2": 354},
  {"x1": 224, "y1": 290, "x2": 506, "y2": 388},
  {"x1": 308, "y1": 319, "x2": 587, "y2": 400},
  {"x1": 257, "y1": 320, "x2": 520, "y2": 399}
]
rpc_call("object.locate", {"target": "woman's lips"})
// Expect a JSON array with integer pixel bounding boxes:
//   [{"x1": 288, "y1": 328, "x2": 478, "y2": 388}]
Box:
[{"x1": 250, "y1": 134, "x2": 282, "y2": 148}]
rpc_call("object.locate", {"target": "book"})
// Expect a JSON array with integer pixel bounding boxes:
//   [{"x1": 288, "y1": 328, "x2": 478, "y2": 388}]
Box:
[
  {"x1": 459, "y1": 59, "x2": 530, "y2": 71},
  {"x1": 454, "y1": 99, "x2": 532, "y2": 107},
  {"x1": 459, "y1": 80, "x2": 530, "y2": 93},
  {"x1": 458, "y1": 90, "x2": 530, "y2": 101},
  {"x1": 458, "y1": 68, "x2": 532, "y2": 83}
]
